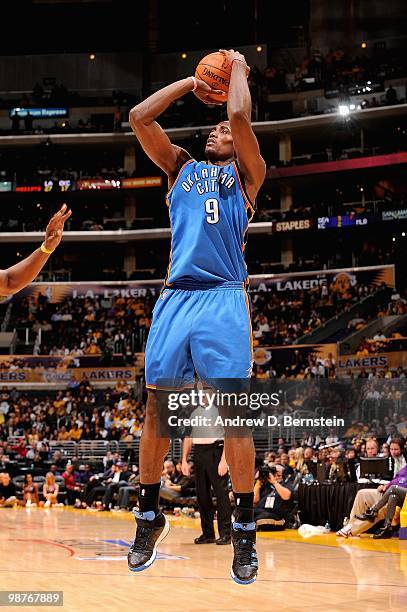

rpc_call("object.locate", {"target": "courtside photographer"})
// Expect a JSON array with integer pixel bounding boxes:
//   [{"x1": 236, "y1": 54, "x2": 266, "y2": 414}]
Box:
[{"x1": 253, "y1": 463, "x2": 295, "y2": 530}]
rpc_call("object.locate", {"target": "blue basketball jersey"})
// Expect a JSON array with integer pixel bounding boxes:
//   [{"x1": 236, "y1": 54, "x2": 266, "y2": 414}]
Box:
[{"x1": 165, "y1": 159, "x2": 254, "y2": 286}]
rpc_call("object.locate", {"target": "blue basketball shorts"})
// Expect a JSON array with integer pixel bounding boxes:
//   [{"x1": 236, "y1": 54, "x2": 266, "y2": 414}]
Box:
[{"x1": 145, "y1": 281, "x2": 253, "y2": 389}]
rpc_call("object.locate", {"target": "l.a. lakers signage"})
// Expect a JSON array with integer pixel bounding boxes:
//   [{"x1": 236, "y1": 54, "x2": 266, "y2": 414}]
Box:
[
  {"x1": 253, "y1": 348, "x2": 272, "y2": 366},
  {"x1": 338, "y1": 356, "x2": 388, "y2": 369},
  {"x1": 250, "y1": 265, "x2": 394, "y2": 293},
  {"x1": 5, "y1": 265, "x2": 395, "y2": 304},
  {"x1": 338, "y1": 352, "x2": 407, "y2": 370},
  {"x1": 253, "y1": 343, "x2": 337, "y2": 369},
  {"x1": 0, "y1": 367, "x2": 138, "y2": 383}
]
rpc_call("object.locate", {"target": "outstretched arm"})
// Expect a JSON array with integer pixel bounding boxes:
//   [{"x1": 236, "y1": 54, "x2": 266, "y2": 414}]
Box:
[
  {"x1": 222, "y1": 49, "x2": 266, "y2": 202},
  {"x1": 129, "y1": 78, "x2": 225, "y2": 182},
  {"x1": 0, "y1": 204, "x2": 71, "y2": 296}
]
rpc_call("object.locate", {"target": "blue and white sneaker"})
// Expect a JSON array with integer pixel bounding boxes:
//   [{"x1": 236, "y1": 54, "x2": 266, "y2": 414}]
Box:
[
  {"x1": 127, "y1": 510, "x2": 170, "y2": 572},
  {"x1": 230, "y1": 522, "x2": 258, "y2": 585}
]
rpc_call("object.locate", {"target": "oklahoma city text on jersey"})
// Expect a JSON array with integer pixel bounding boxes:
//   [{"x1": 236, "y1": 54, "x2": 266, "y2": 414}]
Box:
[{"x1": 181, "y1": 165, "x2": 236, "y2": 195}]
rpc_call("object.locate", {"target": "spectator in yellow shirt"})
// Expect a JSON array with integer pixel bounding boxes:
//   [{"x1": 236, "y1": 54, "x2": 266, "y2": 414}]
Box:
[
  {"x1": 58, "y1": 426, "x2": 70, "y2": 441},
  {"x1": 69, "y1": 424, "x2": 83, "y2": 441}
]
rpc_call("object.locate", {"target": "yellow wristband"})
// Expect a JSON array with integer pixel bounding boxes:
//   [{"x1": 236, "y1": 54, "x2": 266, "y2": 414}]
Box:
[{"x1": 40, "y1": 242, "x2": 54, "y2": 255}]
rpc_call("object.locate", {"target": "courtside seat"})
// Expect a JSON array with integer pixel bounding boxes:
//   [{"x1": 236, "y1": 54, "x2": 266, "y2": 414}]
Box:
[
  {"x1": 12, "y1": 475, "x2": 26, "y2": 500},
  {"x1": 33, "y1": 475, "x2": 67, "y2": 504},
  {"x1": 11, "y1": 474, "x2": 65, "y2": 504},
  {"x1": 55, "y1": 476, "x2": 67, "y2": 504},
  {"x1": 34, "y1": 476, "x2": 46, "y2": 502},
  {"x1": 159, "y1": 494, "x2": 198, "y2": 510},
  {"x1": 33, "y1": 476, "x2": 46, "y2": 486},
  {"x1": 400, "y1": 495, "x2": 407, "y2": 539}
]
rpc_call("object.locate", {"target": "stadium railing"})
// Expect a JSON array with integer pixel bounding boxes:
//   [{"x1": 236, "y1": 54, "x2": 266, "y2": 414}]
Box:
[
  {"x1": 76, "y1": 440, "x2": 110, "y2": 461},
  {"x1": 297, "y1": 285, "x2": 392, "y2": 344},
  {"x1": 48, "y1": 440, "x2": 78, "y2": 459}
]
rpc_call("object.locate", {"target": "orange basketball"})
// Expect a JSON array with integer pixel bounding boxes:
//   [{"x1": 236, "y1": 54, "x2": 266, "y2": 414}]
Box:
[{"x1": 195, "y1": 52, "x2": 231, "y2": 103}]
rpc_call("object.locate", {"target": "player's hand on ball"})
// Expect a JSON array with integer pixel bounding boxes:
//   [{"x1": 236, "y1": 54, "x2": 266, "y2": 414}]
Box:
[
  {"x1": 193, "y1": 78, "x2": 226, "y2": 105},
  {"x1": 44, "y1": 203, "x2": 72, "y2": 251},
  {"x1": 219, "y1": 49, "x2": 250, "y2": 76}
]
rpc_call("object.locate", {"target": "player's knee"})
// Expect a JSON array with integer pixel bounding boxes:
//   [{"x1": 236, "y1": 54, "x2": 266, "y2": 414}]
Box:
[
  {"x1": 146, "y1": 390, "x2": 157, "y2": 410},
  {"x1": 145, "y1": 391, "x2": 160, "y2": 421}
]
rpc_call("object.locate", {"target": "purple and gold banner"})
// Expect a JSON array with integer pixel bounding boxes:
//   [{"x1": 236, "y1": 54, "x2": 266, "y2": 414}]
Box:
[
  {"x1": 0, "y1": 354, "x2": 145, "y2": 383},
  {"x1": 249, "y1": 265, "x2": 394, "y2": 293},
  {"x1": 253, "y1": 343, "x2": 337, "y2": 370},
  {"x1": 7, "y1": 265, "x2": 394, "y2": 304},
  {"x1": 12, "y1": 282, "x2": 162, "y2": 304},
  {"x1": 338, "y1": 352, "x2": 407, "y2": 371},
  {"x1": 0, "y1": 367, "x2": 137, "y2": 384}
]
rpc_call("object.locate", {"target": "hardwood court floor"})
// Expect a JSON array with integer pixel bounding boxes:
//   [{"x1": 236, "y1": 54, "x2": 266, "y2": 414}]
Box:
[{"x1": 0, "y1": 507, "x2": 406, "y2": 612}]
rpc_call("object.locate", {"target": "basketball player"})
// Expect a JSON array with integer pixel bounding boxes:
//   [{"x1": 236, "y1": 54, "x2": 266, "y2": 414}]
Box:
[
  {"x1": 0, "y1": 204, "x2": 71, "y2": 295},
  {"x1": 128, "y1": 49, "x2": 265, "y2": 585}
]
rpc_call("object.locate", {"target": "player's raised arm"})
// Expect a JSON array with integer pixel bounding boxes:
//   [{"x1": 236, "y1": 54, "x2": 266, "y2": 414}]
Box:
[
  {"x1": 129, "y1": 78, "x2": 224, "y2": 180},
  {"x1": 0, "y1": 204, "x2": 71, "y2": 296},
  {"x1": 221, "y1": 49, "x2": 266, "y2": 201}
]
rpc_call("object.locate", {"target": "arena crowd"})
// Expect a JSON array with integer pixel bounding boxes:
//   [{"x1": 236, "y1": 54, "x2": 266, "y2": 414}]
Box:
[
  {"x1": 1, "y1": 380, "x2": 405, "y2": 539},
  {"x1": 6, "y1": 280, "x2": 387, "y2": 359}
]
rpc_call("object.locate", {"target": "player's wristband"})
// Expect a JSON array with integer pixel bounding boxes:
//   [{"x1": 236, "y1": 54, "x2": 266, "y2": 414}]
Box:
[
  {"x1": 190, "y1": 76, "x2": 198, "y2": 91},
  {"x1": 40, "y1": 242, "x2": 54, "y2": 255}
]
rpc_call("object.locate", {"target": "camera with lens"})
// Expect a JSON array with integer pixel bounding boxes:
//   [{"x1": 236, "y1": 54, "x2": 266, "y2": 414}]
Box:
[{"x1": 258, "y1": 465, "x2": 277, "y2": 483}]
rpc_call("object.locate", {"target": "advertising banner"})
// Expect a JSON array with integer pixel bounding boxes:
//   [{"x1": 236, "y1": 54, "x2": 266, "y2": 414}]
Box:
[
  {"x1": 76, "y1": 179, "x2": 121, "y2": 190},
  {"x1": 317, "y1": 213, "x2": 370, "y2": 229},
  {"x1": 0, "y1": 367, "x2": 137, "y2": 384},
  {"x1": 273, "y1": 219, "x2": 312, "y2": 232},
  {"x1": 249, "y1": 265, "x2": 395, "y2": 293},
  {"x1": 7, "y1": 266, "x2": 394, "y2": 305},
  {"x1": 76, "y1": 177, "x2": 162, "y2": 191},
  {"x1": 0, "y1": 354, "x2": 145, "y2": 383},
  {"x1": 12, "y1": 282, "x2": 162, "y2": 304},
  {"x1": 253, "y1": 343, "x2": 337, "y2": 370},
  {"x1": 382, "y1": 209, "x2": 407, "y2": 221},
  {"x1": 338, "y1": 352, "x2": 407, "y2": 371},
  {"x1": 121, "y1": 177, "x2": 162, "y2": 189},
  {"x1": 10, "y1": 107, "x2": 68, "y2": 118}
]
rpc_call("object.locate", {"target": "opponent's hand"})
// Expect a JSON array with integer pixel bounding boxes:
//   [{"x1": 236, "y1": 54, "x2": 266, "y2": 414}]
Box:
[
  {"x1": 193, "y1": 78, "x2": 226, "y2": 105},
  {"x1": 219, "y1": 49, "x2": 250, "y2": 76},
  {"x1": 44, "y1": 204, "x2": 72, "y2": 252}
]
